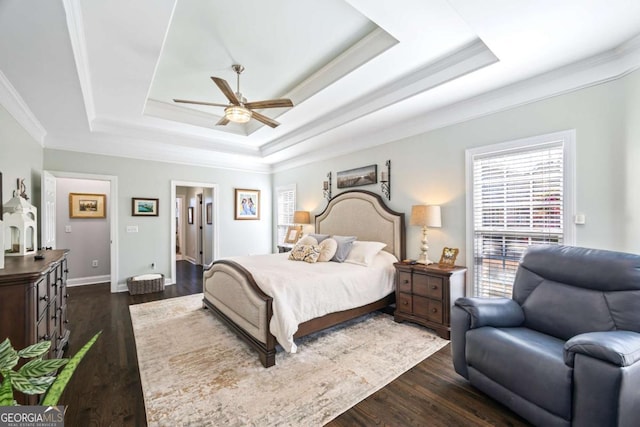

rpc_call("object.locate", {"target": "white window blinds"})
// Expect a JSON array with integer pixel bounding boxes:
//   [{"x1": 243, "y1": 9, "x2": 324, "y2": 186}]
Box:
[
  {"x1": 469, "y1": 134, "x2": 573, "y2": 298},
  {"x1": 276, "y1": 185, "x2": 296, "y2": 244}
]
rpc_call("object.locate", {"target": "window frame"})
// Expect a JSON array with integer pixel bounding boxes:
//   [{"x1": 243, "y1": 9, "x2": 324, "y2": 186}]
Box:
[
  {"x1": 465, "y1": 130, "x2": 576, "y2": 297},
  {"x1": 275, "y1": 184, "x2": 297, "y2": 246}
]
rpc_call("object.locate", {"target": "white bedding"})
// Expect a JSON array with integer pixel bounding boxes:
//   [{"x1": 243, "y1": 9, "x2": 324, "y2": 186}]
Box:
[{"x1": 226, "y1": 250, "x2": 397, "y2": 353}]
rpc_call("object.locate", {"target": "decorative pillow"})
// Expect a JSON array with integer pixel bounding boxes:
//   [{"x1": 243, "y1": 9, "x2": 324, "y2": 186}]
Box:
[
  {"x1": 330, "y1": 235, "x2": 357, "y2": 262},
  {"x1": 307, "y1": 233, "x2": 330, "y2": 244},
  {"x1": 317, "y1": 238, "x2": 338, "y2": 262},
  {"x1": 296, "y1": 235, "x2": 318, "y2": 246},
  {"x1": 288, "y1": 244, "x2": 321, "y2": 263},
  {"x1": 344, "y1": 241, "x2": 387, "y2": 267}
]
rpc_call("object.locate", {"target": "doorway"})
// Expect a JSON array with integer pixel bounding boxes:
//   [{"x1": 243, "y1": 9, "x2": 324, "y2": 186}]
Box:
[
  {"x1": 42, "y1": 171, "x2": 118, "y2": 292},
  {"x1": 171, "y1": 181, "x2": 218, "y2": 284}
]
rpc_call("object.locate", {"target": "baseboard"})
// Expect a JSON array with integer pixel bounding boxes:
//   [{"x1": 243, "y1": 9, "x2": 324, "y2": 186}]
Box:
[
  {"x1": 115, "y1": 276, "x2": 175, "y2": 293},
  {"x1": 67, "y1": 275, "x2": 111, "y2": 287},
  {"x1": 184, "y1": 256, "x2": 197, "y2": 265},
  {"x1": 176, "y1": 254, "x2": 183, "y2": 261}
]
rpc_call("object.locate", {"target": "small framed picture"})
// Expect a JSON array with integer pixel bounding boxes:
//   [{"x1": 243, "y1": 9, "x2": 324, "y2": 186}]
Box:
[
  {"x1": 188, "y1": 207, "x2": 194, "y2": 224},
  {"x1": 235, "y1": 189, "x2": 260, "y2": 220},
  {"x1": 439, "y1": 247, "x2": 459, "y2": 268},
  {"x1": 69, "y1": 193, "x2": 107, "y2": 218},
  {"x1": 206, "y1": 202, "x2": 212, "y2": 224},
  {"x1": 284, "y1": 226, "x2": 302, "y2": 244},
  {"x1": 132, "y1": 197, "x2": 159, "y2": 216}
]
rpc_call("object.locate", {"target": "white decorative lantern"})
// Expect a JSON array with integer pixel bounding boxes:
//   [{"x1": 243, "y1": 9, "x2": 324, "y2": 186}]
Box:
[{"x1": 3, "y1": 196, "x2": 37, "y2": 257}]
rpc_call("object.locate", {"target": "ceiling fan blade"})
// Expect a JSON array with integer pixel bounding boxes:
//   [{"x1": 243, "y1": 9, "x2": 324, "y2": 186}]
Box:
[
  {"x1": 173, "y1": 99, "x2": 228, "y2": 108},
  {"x1": 251, "y1": 111, "x2": 280, "y2": 128},
  {"x1": 211, "y1": 77, "x2": 240, "y2": 105},
  {"x1": 216, "y1": 116, "x2": 230, "y2": 126},
  {"x1": 244, "y1": 98, "x2": 293, "y2": 110}
]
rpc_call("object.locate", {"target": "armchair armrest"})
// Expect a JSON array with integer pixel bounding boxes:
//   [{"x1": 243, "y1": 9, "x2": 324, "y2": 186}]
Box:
[
  {"x1": 454, "y1": 297, "x2": 524, "y2": 329},
  {"x1": 564, "y1": 330, "x2": 640, "y2": 367}
]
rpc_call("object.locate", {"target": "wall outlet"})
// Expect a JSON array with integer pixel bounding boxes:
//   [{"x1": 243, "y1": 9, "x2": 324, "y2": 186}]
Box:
[
  {"x1": 126, "y1": 225, "x2": 138, "y2": 233},
  {"x1": 92, "y1": 260, "x2": 99, "y2": 268},
  {"x1": 65, "y1": 225, "x2": 72, "y2": 233},
  {"x1": 151, "y1": 262, "x2": 156, "y2": 269}
]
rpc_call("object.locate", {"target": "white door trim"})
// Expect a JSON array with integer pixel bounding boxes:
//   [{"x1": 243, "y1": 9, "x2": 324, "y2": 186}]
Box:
[
  {"x1": 170, "y1": 181, "x2": 219, "y2": 286},
  {"x1": 44, "y1": 170, "x2": 119, "y2": 293}
]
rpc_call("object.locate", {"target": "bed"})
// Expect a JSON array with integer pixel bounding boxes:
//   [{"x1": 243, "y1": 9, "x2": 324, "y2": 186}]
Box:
[{"x1": 202, "y1": 190, "x2": 405, "y2": 367}]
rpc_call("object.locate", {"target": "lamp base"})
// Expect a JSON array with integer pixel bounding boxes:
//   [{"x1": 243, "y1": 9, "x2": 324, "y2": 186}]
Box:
[{"x1": 416, "y1": 255, "x2": 434, "y2": 265}]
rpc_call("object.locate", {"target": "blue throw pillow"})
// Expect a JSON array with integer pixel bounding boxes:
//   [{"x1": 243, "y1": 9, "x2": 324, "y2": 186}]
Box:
[
  {"x1": 330, "y1": 235, "x2": 357, "y2": 262},
  {"x1": 307, "y1": 233, "x2": 330, "y2": 244}
]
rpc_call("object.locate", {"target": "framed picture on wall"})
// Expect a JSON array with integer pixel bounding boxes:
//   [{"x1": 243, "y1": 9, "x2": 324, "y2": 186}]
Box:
[
  {"x1": 132, "y1": 197, "x2": 159, "y2": 216},
  {"x1": 234, "y1": 188, "x2": 260, "y2": 220},
  {"x1": 206, "y1": 202, "x2": 212, "y2": 224},
  {"x1": 69, "y1": 193, "x2": 107, "y2": 218},
  {"x1": 188, "y1": 207, "x2": 194, "y2": 224}
]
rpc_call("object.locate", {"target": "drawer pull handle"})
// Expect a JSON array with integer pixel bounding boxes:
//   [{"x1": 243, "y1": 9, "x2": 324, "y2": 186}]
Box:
[
  {"x1": 52, "y1": 283, "x2": 57, "y2": 288},
  {"x1": 402, "y1": 301, "x2": 408, "y2": 305},
  {"x1": 432, "y1": 308, "x2": 438, "y2": 313},
  {"x1": 51, "y1": 314, "x2": 57, "y2": 320},
  {"x1": 58, "y1": 307, "x2": 63, "y2": 312},
  {"x1": 431, "y1": 285, "x2": 437, "y2": 290},
  {"x1": 40, "y1": 295, "x2": 49, "y2": 301},
  {"x1": 403, "y1": 279, "x2": 409, "y2": 284},
  {"x1": 64, "y1": 293, "x2": 69, "y2": 299},
  {"x1": 40, "y1": 334, "x2": 50, "y2": 341},
  {"x1": 64, "y1": 320, "x2": 69, "y2": 324},
  {"x1": 64, "y1": 269, "x2": 69, "y2": 273}
]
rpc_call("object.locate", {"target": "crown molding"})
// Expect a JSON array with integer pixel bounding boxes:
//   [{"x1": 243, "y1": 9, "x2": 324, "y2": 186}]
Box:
[
  {"x1": 261, "y1": 38, "x2": 498, "y2": 158},
  {"x1": 0, "y1": 70, "x2": 46, "y2": 145},
  {"x1": 45, "y1": 133, "x2": 272, "y2": 174},
  {"x1": 62, "y1": 0, "x2": 96, "y2": 126},
  {"x1": 273, "y1": 35, "x2": 640, "y2": 172}
]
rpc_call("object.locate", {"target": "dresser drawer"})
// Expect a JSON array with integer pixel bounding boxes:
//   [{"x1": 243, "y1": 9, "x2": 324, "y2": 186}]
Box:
[
  {"x1": 397, "y1": 271, "x2": 412, "y2": 293},
  {"x1": 427, "y1": 300, "x2": 444, "y2": 324},
  {"x1": 413, "y1": 274, "x2": 443, "y2": 300},
  {"x1": 397, "y1": 292, "x2": 412, "y2": 313},
  {"x1": 36, "y1": 314, "x2": 49, "y2": 343},
  {"x1": 36, "y1": 277, "x2": 49, "y2": 319}
]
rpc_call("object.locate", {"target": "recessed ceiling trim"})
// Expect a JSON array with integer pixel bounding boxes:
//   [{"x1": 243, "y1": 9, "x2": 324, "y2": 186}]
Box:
[
  {"x1": 45, "y1": 134, "x2": 271, "y2": 174},
  {"x1": 91, "y1": 116, "x2": 260, "y2": 156},
  {"x1": 62, "y1": 0, "x2": 96, "y2": 127},
  {"x1": 0, "y1": 70, "x2": 46, "y2": 145},
  {"x1": 272, "y1": 35, "x2": 640, "y2": 173},
  {"x1": 261, "y1": 38, "x2": 497, "y2": 157},
  {"x1": 144, "y1": 99, "x2": 248, "y2": 136}
]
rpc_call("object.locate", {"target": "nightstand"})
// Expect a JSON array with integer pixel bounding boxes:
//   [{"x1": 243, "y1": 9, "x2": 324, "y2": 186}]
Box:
[
  {"x1": 393, "y1": 262, "x2": 466, "y2": 339},
  {"x1": 277, "y1": 244, "x2": 294, "y2": 253}
]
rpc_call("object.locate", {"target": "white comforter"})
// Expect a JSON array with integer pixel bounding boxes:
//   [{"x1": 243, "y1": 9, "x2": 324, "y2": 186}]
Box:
[{"x1": 226, "y1": 251, "x2": 397, "y2": 353}]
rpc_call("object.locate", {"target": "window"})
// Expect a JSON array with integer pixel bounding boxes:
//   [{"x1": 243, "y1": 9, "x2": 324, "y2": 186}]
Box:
[
  {"x1": 466, "y1": 130, "x2": 575, "y2": 298},
  {"x1": 276, "y1": 184, "x2": 296, "y2": 244}
]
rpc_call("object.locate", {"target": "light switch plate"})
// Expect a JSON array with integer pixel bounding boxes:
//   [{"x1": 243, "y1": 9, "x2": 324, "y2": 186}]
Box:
[
  {"x1": 126, "y1": 225, "x2": 138, "y2": 233},
  {"x1": 65, "y1": 225, "x2": 72, "y2": 233}
]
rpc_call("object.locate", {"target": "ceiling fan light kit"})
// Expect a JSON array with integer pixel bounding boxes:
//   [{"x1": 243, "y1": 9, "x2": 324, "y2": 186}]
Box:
[
  {"x1": 225, "y1": 105, "x2": 252, "y2": 123},
  {"x1": 174, "y1": 64, "x2": 293, "y2": 128}
]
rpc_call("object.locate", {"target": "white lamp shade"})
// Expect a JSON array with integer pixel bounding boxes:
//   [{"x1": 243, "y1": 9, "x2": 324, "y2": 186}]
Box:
[
  {"x1": 409, "y1": 205, "x2": 442, "y2": 228},
  {"x1": 293, "y1": 210, "x2": 310, "y2": 224}
]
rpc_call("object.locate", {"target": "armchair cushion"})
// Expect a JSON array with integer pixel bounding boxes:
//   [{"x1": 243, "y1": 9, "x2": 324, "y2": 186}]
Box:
[
  {"x1": 564, "y1": 330, "x2": 640, "y2": 367},
  {"x1": 467, "y1": 327, "x2": 572, "y2": 420},
  {"x1": 454, "y1": 297, "x2": 524, "y2": 329}
]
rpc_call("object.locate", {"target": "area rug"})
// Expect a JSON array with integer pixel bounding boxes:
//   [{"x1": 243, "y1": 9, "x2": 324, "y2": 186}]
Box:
[{"x1": 130, "y1": 293, "x2": 447, "y2": 426}]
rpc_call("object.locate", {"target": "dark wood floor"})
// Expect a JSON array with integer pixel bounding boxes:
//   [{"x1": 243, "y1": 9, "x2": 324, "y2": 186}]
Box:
[{"x1": 60, "y1": 260, "x2": 529, "y2": 427}]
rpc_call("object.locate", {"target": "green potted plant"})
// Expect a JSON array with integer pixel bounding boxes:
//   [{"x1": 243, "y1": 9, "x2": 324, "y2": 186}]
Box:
[{"x1": 0, "y1": 331, "x2": 101, "y2": 406}]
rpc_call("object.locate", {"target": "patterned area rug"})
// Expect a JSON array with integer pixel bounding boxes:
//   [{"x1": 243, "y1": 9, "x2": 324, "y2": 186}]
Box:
[{"x1": 130, "y1": 293, "x2": 447, "y2": 426}]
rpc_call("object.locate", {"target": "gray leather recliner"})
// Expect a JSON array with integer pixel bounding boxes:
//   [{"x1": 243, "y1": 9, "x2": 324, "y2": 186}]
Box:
[{"x1": 451, "y1": 245, "x2": 640, "y2": 427}]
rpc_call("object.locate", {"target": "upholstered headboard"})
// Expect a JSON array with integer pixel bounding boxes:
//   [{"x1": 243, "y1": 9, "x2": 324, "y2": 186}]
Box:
[{"x1": 315, "y1": 190, "x2": 405, "y2": 261}]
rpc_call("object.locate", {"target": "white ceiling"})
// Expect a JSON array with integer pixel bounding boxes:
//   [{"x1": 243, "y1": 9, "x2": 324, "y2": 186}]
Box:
[{"x1": 1, "y1": 0, "x2": 639, "y2": 173}]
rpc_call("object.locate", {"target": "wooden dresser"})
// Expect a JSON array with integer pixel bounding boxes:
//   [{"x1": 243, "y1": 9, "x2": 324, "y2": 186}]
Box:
[
  {"x1": 0, "y1": 249, "x2": 70, "y2": 402},
  {"x1": 393, "y1": 262, "x2": 466, "y2": 339}
]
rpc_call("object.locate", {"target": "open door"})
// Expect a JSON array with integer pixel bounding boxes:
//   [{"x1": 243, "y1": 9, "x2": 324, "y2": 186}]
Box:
[{"x1": 41, "y1": 171, "x2": 56, "y2": 250}]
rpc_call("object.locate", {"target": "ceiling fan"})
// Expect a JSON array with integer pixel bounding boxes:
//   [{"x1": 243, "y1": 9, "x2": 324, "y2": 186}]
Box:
[{"x1": 173, "y1": 64, "x2": 293, "y2": 128}]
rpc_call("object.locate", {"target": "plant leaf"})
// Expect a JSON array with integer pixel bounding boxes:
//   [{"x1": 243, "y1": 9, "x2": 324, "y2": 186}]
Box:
[
  {"x1": 18, "y1": 340, "x2": 51, "y2": 359},
  {"x1": 19, "y1": 358, "x2": 69, "y2": 378},
  {"x1": 26, "y1": 376, "x2": 56, "y2": 394},
  {"x1": 42, "y1": 331, "x2": 102, "y2": 406},
  {"x1": 9, "y1": 372, "x2": 37, "y2": 395},
  {"x1": 0, "y1": 377, "x2": 14, "y2": 406},
  {"x1": 0, "y1": 339, "x2": 19, "y2": 372}
]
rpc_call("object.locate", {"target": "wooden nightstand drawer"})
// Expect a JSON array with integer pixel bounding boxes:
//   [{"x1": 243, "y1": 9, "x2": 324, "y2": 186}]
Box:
[
  {"x1": 397, "y1": 292, "x2": 412, "y2": 313},
  {"x1": 414, "y1": 275, "x2": 443, "y2": 300},
  {"x1": 393, "y1": 262, "x2": 467, "y2": 340},
  {"x1": 398, "y1": 272, "x2": 412, "y2": 293}
]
